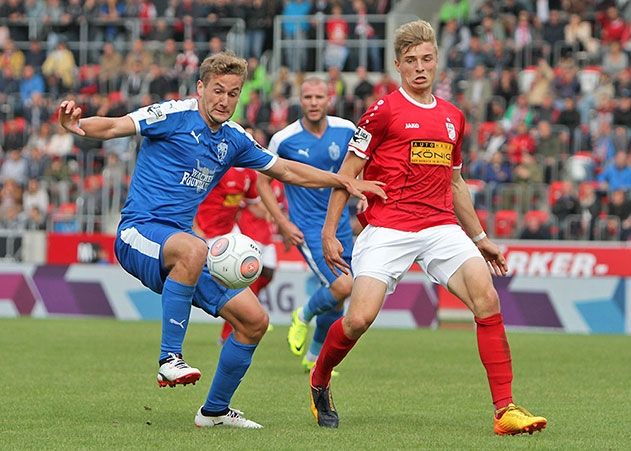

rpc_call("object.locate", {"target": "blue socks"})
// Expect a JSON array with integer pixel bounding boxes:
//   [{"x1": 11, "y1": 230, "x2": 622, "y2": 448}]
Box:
[
  {"x1": 202, "y1": 334, "x2": 257, "y2": 415},
  {"x1": 308, "y1": 308, "x2": 343, "y2": 359},
  {"x1": 302, "y1": 286, "x2": 339, "y2": 322},
  {"x1": 159, "y1": 277, "x2": 195, "y2": 361}
]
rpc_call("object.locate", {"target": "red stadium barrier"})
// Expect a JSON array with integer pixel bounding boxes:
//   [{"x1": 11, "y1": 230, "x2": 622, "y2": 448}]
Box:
[{"x1": 47, "y1": 233, "x2": 116, "y2": 264}]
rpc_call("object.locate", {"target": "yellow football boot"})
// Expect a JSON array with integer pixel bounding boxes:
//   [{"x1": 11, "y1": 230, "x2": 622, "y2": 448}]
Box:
[
  {"x1": 287, "y1": 308, "x2": 308, "y2": 356},
  {"x1": 494, "y1": 403, "x2": 547, "y2": 435}
]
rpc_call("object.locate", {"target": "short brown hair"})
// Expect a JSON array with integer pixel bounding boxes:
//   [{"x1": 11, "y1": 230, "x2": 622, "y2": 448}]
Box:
[
  {"x1": 393, "y1": 20, "x2": 437, "y2": 60},
  {"x1": 199, "y1": 52, "x2": 248, "y2": 84}
]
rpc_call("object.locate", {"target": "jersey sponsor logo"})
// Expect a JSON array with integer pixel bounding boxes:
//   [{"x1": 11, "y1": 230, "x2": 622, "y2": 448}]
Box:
[
  {"x1": 190, "y1": 130, "x2": 202, "y2": 144},
  {"x1": 297, "y1": 148, "x2": 310, "y2": 158},
  {"x1": 405, "y1": 122, "x2": 420, "y2": 129},
  {"x1": 328, "y1": 141, "x2": 341, "y2": 160},
  {"x1": 145, "y1": 104, "x2": 166, "y2": 124},
  {"x1": 445, "y1": 118, "x2": 456, "y2": 141},
  {"x1": 180, "y1": 159, "x2": 215, "y2": 193},
  {"x1": 217, "y1": 140, "x2": 228, "y2": 162},
  {"x1": 350, "y1": 127, "x2": 371, "y2": 152},
  {"x1": 223, "y1": 193, "x2": 244, "y2": 207},
  {"x1": 410, "y1": 141, "x2": 453, "y2": 166}
]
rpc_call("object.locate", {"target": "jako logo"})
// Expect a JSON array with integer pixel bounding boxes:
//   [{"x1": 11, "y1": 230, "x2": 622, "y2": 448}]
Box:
[{"x1": 405, "y1": 123, "x2": 420, "y2": 129}]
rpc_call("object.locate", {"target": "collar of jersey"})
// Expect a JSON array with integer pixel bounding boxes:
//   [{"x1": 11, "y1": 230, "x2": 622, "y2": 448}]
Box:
[{"x1": 398, "y1": 87, "x2": 437, "y2": 109}]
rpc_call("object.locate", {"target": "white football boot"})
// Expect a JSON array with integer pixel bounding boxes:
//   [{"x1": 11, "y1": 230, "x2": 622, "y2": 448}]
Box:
[
  {"x1": 157, "y1": 353, "x2": 201, "y2": 387},
  {"x1": 194, "y1": 407, "x2": 263, "y2": 429}
]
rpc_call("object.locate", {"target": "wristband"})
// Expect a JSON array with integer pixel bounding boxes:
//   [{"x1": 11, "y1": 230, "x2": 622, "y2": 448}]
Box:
[{"x1": 471, "y1": 231, "x2": 486, "y2": 243}]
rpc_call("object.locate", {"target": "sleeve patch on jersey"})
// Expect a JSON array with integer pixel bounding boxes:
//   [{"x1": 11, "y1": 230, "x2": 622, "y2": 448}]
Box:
[
  {"x1": 349, "y1": 127, "x2": 372, "y2": 152},
  {"x1": 146, "y1": 104, "x2": 166, "y2": 124},
  {"x1": 410, "y1": 141, "x2": 453, "y2": 166}
]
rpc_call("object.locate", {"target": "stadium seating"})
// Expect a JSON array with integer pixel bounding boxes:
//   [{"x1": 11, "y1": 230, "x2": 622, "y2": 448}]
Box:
[
  {"x1": 477, "y1": 121, "x2": 496, "y2": 147},
  {"x1": 493, "y1": 210, "x2": 519, "y2": 239},
  {"x1": 577, "y1": 66, "x2": 602, "y2": 94},
  {"x1": 465, "y1": 178, "x2": 487, "y2": 208},
  {"x1": 475, "y1": 208, "x2": 489, "y2": 232},
  {"x1": 524, "y1": 209, "x2": 558, "y2": 238},
  {"x1": 548, "y1": 181, "x2": 566, "y2": 207},
  {"x1": 0, "y1": 2, "x2": 628, "y2": 242}
]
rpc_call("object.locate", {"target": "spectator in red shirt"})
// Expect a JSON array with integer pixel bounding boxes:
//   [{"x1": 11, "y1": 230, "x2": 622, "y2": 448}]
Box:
[
  {"x1": 324, "y1": 3, "x2": 349, "y2": 70},
  {"x1": 506, "y1": 122, "x2": 536, "y2": 165},
  {"x1": 372, "y1": 71, "x2": 398, "y2": 98},
  {"x1": 598, "y1": 6, "x2": 630, "y2": 47}
]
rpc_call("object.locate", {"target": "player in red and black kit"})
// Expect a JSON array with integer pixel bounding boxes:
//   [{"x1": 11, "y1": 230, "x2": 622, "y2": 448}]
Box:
[{"x1": 309, "y1": 20, "x2": 547, "y2": 435}]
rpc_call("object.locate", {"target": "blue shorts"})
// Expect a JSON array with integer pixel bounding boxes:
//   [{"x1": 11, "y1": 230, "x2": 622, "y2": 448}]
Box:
[
  {"x1": 298, "y1": 230, "x2": 353, "y2": 287},
  {"x1": 115, "y1": 222, "x2": 244, "y2": 317}
]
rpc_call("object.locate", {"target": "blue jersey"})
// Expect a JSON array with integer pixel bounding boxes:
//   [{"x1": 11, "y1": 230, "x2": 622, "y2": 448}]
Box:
[
  {"x1": 268, "y1": 116, "x2": 355, "y2": 237},
  {"x1": 122, "y1": 99, "x2": 276, "y2": 230}
]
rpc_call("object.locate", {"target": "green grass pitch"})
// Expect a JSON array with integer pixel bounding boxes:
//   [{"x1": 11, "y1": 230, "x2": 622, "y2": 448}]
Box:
[{"x1": 2, "y1": 317, "x2": 630, "y2": 449}]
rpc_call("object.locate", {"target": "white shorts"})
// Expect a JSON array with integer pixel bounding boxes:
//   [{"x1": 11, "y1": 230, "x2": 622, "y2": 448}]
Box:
[
  {"x1": 258, "y1": 242, "x2": 277, "y2": 269},
  {"x1": 352, "y1": 224, "x2": 484, "y2": 294}
]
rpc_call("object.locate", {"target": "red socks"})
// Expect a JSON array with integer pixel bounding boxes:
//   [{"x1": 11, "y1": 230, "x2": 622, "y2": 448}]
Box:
[
  {"x1": 311, "y1": 318, "x2": 357, "y2": 388},
  {"x1": 311, "y1": 313, "x2": 512, "y2": 410},
  {"x1": 475, "y1": 313, "x2": 513, "y2": 410},
  {"x1": 250, "y1": 273, "x2": 271, "y2": 297},
  {"x1": 219, "y1": 320, "x2": 233, "y2": 342}
]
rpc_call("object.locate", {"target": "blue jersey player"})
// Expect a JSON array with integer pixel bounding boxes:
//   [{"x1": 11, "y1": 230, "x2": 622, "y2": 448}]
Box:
[
  {"x1": 58, "y1": 53, "x2": 386, "y2": 429},
  {"x1": 257, "y1": 77, "x2": 358, "y2": 372}
]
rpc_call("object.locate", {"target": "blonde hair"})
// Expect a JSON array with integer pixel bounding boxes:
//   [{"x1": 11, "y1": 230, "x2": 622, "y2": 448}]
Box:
[
  {"x1": 300, "y1": 76, "x2": 327, "y2": 94},
  {"x1": 199, "y1": 52, "x2": 248, "y2": 84},
  {"x1": 393, "y1": 20, "x2": 438, "y2": 60}
]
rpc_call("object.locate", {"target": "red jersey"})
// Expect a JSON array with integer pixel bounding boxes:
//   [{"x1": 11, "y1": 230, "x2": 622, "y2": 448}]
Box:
[
  {"x1": 238, "y1": 179, "x2": 286, "y2": 245},
  {"x1": 196, "y1": 168, "x2": 258, "y2": 238},
  {"x1": 349, "y1": 88, "x2": 465, "y2": 232}
]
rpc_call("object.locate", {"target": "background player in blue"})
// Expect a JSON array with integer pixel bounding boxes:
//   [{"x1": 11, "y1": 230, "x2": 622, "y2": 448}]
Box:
[
  {"x1": 257, "y1": 77, "x2": 358, "y2": 372},
  {"x1": 57, "y1": 53, "x2": 387, "y2": 428}
]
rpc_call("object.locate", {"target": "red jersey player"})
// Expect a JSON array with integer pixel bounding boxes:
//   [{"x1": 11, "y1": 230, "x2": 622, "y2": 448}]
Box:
[
  {"x1": 237, "y1": 127, "x2": 287, "y2": 304},
  {"x1": 194, "y1": 166, "x2": 262, "y2": 343},
  {"x1": 237, "y1": 178, "x2": 285, "y2": 292},
  {"x1": 194, "y1": 167, "x2": 259, "y2": 240},
  {"x1": 310, "y1": 20, "x2": 547, "y2": 435}
]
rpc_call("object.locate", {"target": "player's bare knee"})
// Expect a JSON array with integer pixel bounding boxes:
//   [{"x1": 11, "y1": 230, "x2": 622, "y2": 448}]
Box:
[
  {"x1": 236, "y1": 312, "x2": 268, "y2": 342},
  {"x1": 249, "y1": 311, "x2": 269, "y2": 340},
  {"x1": 183, "y1": 241, "x2": 208, "y2": 269},
  {"x1": 472, "y1": 287, "x2": 501, "y2": 317},
  {"x1": 339, "y1": 278, "x2": 353, "y2": 298},
  {"x1": 331, "y1": 274, "x2": 353, "y2": 300},
  {"x1": 343, "y1": 314, "x2": 372, "y2": 338}
]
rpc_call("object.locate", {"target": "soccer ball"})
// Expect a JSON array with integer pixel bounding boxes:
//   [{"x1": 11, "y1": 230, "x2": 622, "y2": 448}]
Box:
[{"x1": 207, "y1": 233, "x2": 262, "y2": 289}]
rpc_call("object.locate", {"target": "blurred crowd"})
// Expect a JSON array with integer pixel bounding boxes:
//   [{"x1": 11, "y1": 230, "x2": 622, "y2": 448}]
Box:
[
  {"x1": 437, "y1": 0, "x2": 631, "y2": 241},
  {"x1": 0, "y1": 0, "x2": 630, "y2": 242}
]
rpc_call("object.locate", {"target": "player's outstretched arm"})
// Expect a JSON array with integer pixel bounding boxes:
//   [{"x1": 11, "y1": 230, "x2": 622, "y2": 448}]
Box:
[
  {"x1": 262, "y1": 157, "x2": 386, "y2": 202},
  {"x1": 452, "y1": 170, "x2": 508, "y2": 276},
  {"x1": 58, "y1": 100, "x2": 136, "y2": 140},
  {"x1": 256, "y1": 172, "x2": 304, "y2": 247},
  {"x1": 322, "y1": 152, "x2": 367, "y2": 275}
]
